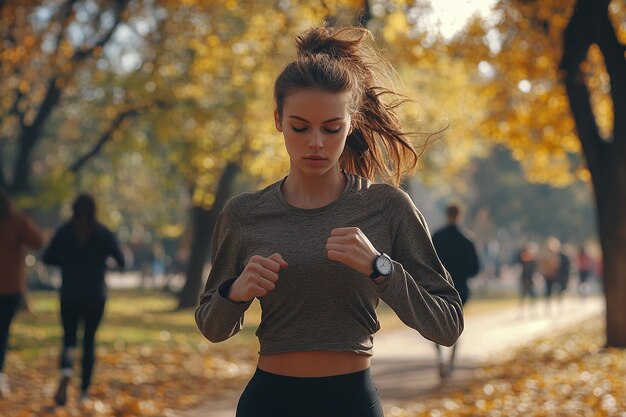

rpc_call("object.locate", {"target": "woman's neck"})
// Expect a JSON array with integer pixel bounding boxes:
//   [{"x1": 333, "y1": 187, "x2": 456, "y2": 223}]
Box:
[{"x1": 282, "y1": 169, "x2": 346, "y2": 209}]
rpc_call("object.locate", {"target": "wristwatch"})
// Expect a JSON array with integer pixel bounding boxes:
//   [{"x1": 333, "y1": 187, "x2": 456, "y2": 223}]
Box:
[{"x1": 369, "y1": 253, "x2": 393, "y2": 279}]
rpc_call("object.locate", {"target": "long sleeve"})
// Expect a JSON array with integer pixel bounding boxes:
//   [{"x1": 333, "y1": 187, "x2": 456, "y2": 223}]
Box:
[
  {"x1": 107, "y1": 229, "x2": 125, "y2": 269},
  {"x1": 376, "y1": 192, "x2": 464, "y2": 347},
  {"x1": 195, "y1": 197, "x2": 252, "y2": 343},
  {"x1": 42, "y1": 227, "x2": 63, "y2": 267},
  {"x1": 21, "y1": 215, "x2": 44, "y2": 250}
]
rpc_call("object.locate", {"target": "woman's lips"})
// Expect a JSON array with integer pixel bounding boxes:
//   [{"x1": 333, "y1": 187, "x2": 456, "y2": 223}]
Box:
[{"x1": 304, "y1": 155, "x2": 327, "y2": 166}]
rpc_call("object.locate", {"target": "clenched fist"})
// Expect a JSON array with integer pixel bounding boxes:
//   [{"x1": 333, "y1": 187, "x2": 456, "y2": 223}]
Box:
[
  {"x1": 228, "y1": 253, "x2": 288, "y2": 303},
  {"x1": 326, "y1": 227, "x2": 379, "y2": 276}
]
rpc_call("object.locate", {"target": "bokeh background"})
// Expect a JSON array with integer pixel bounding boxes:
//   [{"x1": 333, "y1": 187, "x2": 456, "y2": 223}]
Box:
[{"x1": 1, "y1": 1, "x2": 625, "y2": 416}]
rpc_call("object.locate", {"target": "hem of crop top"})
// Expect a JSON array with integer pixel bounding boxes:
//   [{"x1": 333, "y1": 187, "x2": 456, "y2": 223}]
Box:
[{"x1": 258, "y1": 341, "x2": 375, "y2": 357}]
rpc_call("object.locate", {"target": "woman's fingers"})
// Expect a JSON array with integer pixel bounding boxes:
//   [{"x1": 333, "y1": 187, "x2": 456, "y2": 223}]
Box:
[
  {"x1": 326, "y1": 227, "x2": 379, "y2": 276},
  {"x1": 230, "y1": 253, "x2": 287, "y2": 302}
]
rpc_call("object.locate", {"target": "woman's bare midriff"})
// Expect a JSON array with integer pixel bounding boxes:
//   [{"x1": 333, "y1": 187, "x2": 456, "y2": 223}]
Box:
[{"x1": 257, "y1": 351, "x2": 371, "y2": 377}]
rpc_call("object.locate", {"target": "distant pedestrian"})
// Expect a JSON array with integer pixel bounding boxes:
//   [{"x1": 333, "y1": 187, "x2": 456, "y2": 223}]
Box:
[
  {"x1": 43, "y1": 194, "x2": 125, "y2": 405},
  {"x1": 0, "y1": 190, "x2": 44, "y2": 398},
  {"x1": 432, "y1": 203, "x2": 480, "y2": 378},
  {"x1": 556, "y1": 245, "x2": 571, "y2": 296},
  {"x1": 537, "y1": 236, "x2": 565, "y2": 313},
  {"x1": 576, "y1": 245, "x2": 592, "y2": 297},
  {"x1": 513, "y1": 242, "x2": 538, "y2": 317}
]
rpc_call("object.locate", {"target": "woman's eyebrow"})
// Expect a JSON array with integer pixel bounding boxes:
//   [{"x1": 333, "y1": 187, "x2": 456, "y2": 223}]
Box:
[{"x1": 287, "y1": 115, "x2": 344, "y2": 123}]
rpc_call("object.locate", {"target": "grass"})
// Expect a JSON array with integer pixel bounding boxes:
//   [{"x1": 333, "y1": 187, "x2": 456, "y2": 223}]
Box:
[{"x1": 10, "y1": 289, "x2": 521, "y2": 365}]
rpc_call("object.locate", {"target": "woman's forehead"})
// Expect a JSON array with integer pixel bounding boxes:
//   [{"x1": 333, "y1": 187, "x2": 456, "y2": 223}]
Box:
[{"x1": 283, "y1": 89, "x2": 351, "y2": 119}]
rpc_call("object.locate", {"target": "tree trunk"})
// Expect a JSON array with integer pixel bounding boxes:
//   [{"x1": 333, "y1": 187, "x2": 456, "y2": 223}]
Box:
[
  {"x1": 177, "y1": 161, "x2": 240, "y2": 309},
  {"x1": 12, "y1": 79, "x2": 61, "y2": 194},
  {"x1": 594, "y1": 160, "x2": 626, "y2": 347},
  {"x1": 561, "y1": 0, "x2": 626, "y2": 347}
]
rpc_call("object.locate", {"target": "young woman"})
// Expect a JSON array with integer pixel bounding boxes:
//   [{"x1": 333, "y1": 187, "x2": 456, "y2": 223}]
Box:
[
  {"x1": 0, "y1": 191, "x2": 44, "y2": 398},
  {"x1": 43, "y1": 194, "x2": 125, "y2": 405},
  {"x1": 195, "y1": 25, "x2": 463, "y2": 417}
]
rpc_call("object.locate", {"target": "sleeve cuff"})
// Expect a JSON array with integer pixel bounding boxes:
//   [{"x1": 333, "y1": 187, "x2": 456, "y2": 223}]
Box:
[
  {"x1": 373, "y1": 261, "x2": 402, "y2": 292},
  {"x1": 217, "y1": 277, "x2": 253, "y2": 308}
]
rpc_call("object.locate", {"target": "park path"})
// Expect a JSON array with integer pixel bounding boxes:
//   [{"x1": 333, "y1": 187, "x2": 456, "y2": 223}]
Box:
[{"x1": 174, "y1": 295, "x2": 604, "y2": 417}]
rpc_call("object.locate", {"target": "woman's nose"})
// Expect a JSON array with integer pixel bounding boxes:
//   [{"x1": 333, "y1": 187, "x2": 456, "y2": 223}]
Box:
[{"x1": 308, "y1": 131, "x2": 323, "y2": 149}]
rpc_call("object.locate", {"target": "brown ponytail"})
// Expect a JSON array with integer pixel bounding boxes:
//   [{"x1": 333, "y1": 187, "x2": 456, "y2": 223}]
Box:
[{"x1": 274, "y1": 25, "x2": 418, "y2": 186}]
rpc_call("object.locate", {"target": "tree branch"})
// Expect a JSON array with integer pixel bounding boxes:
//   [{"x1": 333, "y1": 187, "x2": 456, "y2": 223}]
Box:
[
  {"x1": 11, "y1": 0, "x2": 130, "y2": 194},
  {"x1": 52, "y1": 0, "x2": 79, "y2": 57},
  {"x1": 72, "y1": 0, "x2": 130, "y2": 63},
  {"x1": 7, "y1": 88, "x2": 26, "y2": 130},
  {"x1": 12, "y1": 77, "x2": 62, "y2": 193},
  {"x1": 68, "y1": 108, "x2": 138, "y2": 173}
]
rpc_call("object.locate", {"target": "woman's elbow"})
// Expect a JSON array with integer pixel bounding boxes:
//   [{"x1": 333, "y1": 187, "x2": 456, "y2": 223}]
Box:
[
  {"x1": 195, "y1": 307, "x2": 230, "y2": 343},
  {"x1": 200, "y1": 328, "x2": 229, "y2": 343},
  {"x1": 440, "y1": 313, "x2": 464, "y2": 347}
]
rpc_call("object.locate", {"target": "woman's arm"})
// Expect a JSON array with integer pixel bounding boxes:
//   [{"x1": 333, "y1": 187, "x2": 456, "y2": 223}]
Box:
[
  {"x1": 195, "y1": 198, "x2": 253, "y2": 343},
  {"x1": 21, "y1": 215, "x2": 44, "y2": 250},
  {"x1": 377, "y1": 191, "x2": 464, "y2": 347},
  {"x1": 324, "y1": 188, "x2": 463, "y2": 347}
]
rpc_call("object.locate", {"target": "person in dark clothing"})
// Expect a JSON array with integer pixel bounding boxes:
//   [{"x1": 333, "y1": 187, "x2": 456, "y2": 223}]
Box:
[
  {"x1": 431, "y1": 203, "x2": 480, "y2": 378},
  {"x1": 43, "y1": 194, "x2": 124, "y2": 405},
  {"x1": 556, "y1": 249, "x2": 571, "y2": 296},
  {"x1": 513, "y1": 242, "x2": 538, "y2": 317},
  {"x1": 576, "y1": 246, "x2": 592, "y2": 297}
]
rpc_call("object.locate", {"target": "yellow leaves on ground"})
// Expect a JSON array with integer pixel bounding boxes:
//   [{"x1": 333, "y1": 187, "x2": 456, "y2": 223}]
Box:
[
  {"x1": 2, "y1": 292, "x2": 258, "y2": 417},
  {"x1": 6, "y1": 294, "x2": 624, "y2": 417},
  {"x1": 385, "y1": 317, "x2": 626, "y2": 417}
]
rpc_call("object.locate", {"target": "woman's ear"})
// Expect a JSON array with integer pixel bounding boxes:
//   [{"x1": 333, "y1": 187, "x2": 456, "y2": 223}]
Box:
[{"x1": 274, "y1": 110, "x2": 283, "y2": 132}]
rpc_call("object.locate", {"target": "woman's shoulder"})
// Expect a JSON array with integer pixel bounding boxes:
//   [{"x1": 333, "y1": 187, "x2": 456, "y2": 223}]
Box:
[
  {"x1": 348, "y1": 173, "x2": 414, "y2": 208},
  {"x1": 223, "y1": 179, "x2": 282, "y2": 218}
]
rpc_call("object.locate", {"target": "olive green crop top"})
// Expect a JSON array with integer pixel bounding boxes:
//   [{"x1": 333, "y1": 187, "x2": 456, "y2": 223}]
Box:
[{"x1": 195, "y1": 173, "x2": 464, "y2": 355}]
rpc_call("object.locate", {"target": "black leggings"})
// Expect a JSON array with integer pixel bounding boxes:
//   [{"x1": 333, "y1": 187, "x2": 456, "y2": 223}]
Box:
[
  {"x1": 0, "y1": 294, "x2": 22, "y2": 372},
  {"x1": 236, "y1": 368, "x2": 384, "y2": 417},
  {"x1": 59, "y1": 297, "x2": 105, "y2": 390}
]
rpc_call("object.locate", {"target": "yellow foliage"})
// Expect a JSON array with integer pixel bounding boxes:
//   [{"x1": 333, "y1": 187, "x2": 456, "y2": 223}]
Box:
[{"x1": 382, "y1": 11, "x2": 409, "y2": 44}]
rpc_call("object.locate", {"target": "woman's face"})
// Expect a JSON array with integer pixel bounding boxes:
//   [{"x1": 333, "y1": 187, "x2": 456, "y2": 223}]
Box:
[{"x1": 275, "y1": 88, "x2": 352, "y2": 179}]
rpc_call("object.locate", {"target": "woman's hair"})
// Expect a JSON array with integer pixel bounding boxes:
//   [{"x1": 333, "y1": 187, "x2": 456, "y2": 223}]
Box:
[
  {"x1": 274, "y1": 25, "x2": 419, "y2": 186},
  {"x1": 71, "y1": 194, "x2": 97, "y2": 240},
  {"x1": 0, "y1": 189, "x2": 13, "y2": 223}
]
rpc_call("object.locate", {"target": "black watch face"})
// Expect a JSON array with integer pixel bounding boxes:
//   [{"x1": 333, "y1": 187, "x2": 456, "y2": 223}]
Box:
[{"x1": 376, "y1": 255, "x2": 392, "y2": 275}]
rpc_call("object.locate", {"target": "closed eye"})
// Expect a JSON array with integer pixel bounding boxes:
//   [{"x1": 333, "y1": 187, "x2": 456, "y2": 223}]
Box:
[{"x1": 290, "y1": 126, "x2": 342, "y2": 134}]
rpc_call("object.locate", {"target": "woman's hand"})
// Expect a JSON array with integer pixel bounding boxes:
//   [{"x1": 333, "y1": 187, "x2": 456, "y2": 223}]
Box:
[
  {"x1": 228, "y1": 253, "x2": 288, "y2": 303},
  {"x1": 326, "y1": 227, "x2": 379, "y2": 276}
]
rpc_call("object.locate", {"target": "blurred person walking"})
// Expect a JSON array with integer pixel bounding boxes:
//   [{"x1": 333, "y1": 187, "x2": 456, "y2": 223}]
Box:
[
  {"x1": 537, "y1": 236, "x2": 567, "y2": 313},
  {"x1": 43, "y1": 194, "x2": 125, "y2": 405},
  {"x1": 576, "y1": 245, "x2": 592, "y2": 297},
  {"x1": 513, "y1": 242, "x2": 538, "y2": 317},
  {"x1": 432, "y1": 203, "x2": 480, "y2": 378},
  {"x1": 0, "y1": 190, "x2": 44, "y2": 397}
]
